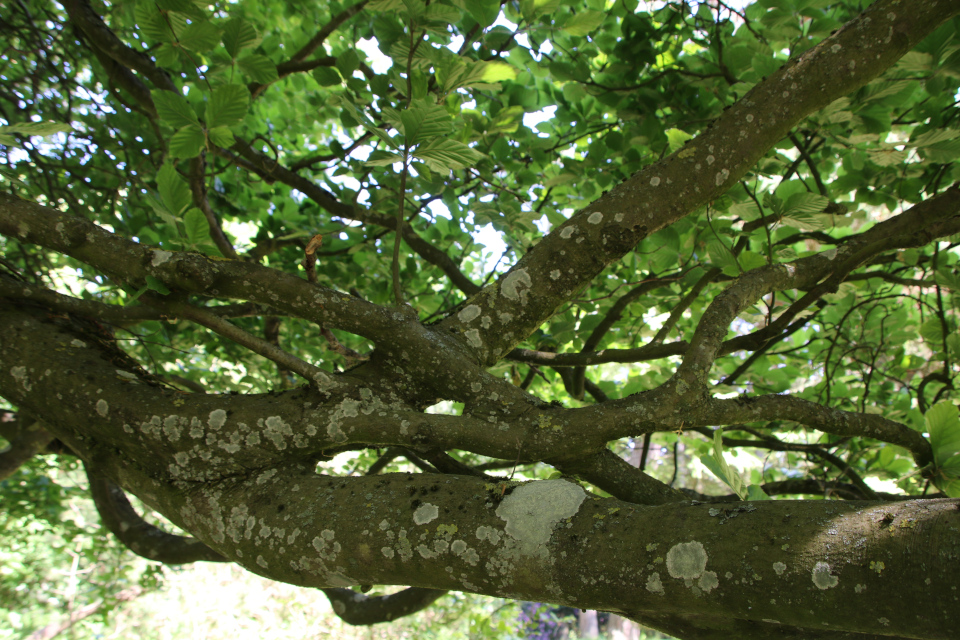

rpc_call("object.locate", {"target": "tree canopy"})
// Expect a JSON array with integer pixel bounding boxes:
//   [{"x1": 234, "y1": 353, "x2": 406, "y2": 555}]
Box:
[{"x1": 3, "y1": 0, "x2": 960, "y2": 638}]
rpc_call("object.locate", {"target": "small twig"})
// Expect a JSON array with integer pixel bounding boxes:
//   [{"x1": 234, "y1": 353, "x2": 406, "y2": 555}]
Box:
[{"x1": 144, "y1": 294, "x2": 325, "y2": 383}]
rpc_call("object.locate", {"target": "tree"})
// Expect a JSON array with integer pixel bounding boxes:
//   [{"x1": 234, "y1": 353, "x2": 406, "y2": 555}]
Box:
[{"x1": 2, "y1": 0, "x2": 960, "y2": 637}]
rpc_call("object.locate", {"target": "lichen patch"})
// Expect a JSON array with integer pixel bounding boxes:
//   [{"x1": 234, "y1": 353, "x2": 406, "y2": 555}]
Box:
[
  {"x1": 413, "y1": 503, "x2": 439, "y2": 525},
  {"x1": 495, "y1": 479, "x2": 585, "y2": 557},
  {"x1": 812, "y1": 561, "x2": 838, "y2": 589},
  {"x1": 500, "y1": 269, "x2": 532, "y2": 305},
  {"x1": 666, "y1": 541, "x2": 707, "y2": 580}
]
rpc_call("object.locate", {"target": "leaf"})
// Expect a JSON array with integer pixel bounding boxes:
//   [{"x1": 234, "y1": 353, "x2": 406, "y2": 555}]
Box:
[
  {"x1": 313, "y1": 67, "x2": 342, "y2": 86},
  {"x1": 183, "y1": 207, "x2": 212, "y2": 245},
  {"x1": 364, "y1": 151, "x2": 404, "y2": 167},
  {"x1": 336, "y1": 50, "x2": 361, "y2": 78},
  {"x1": 238, "y1": 54, "x2": 278, "y2": 83},
  {"x1": 919, "y1": 318, "x2": 945, "y2": 345},
  {"x1": 706, "y1": 238, "x2": 739, "y2": 277},
  {"x1": 941, "y1": 454, "x2": 960, "y2": 476},
  {"x1": 780, "y1": 211, "x2": 825, "y2": 231},
  {"x1": 156, "y1": 0, "x2": 204, "y2": 16},
  {"x1": 168, "y1": 125, "x2": 206, "y2": 158},
  {"x1": 784, "y1": 192, "x2": 829, "y2": 215},
  {"x1": 177, "y1": 21, "x2": 221, "y2": 53},
  {"x1": 726, "y1": 200, "x2": 761, "y2": 221},
  {"x1": 424, "y1": 4, "x2": 462, "y2": 25},
  {"x1": 563, "y1": 10, "x2": 605, "y2": 36},
  {"x1": 157, "y1": 163, "x2": 192, "y2": 215},
  {"x1": 155, "y1": 43, "x2": 182, "y2": 69},
  {"x1": 451, "y1": 0, "x2": 499, "y2": 27},
  {"x1": 896, "y1": 51, "x2": 933, "y2": 73},
  {"x1": 910, "y1": 129, "x2": 960, "y2": 147},
  {"x1": 439, "y1": 59, "x2": 517, "y2": 93},
  {"x1": 145, "y1": 275, "x2": 171, "y2": 295},
  {"x1": 521, "y1": 0, "x2": 561, "y2": 20},
  {"x1": 222, "y1": 18, "x2": 260, "y2": 57},
  {"x1": 206, "y1": 84, "x2": 249, "y2": 128},
  {"x1": 926, "y1": 401, "x2": 960, "y2": 466},
  {"x1": 367, "y1": 0, "x2": 406, "y2": 10},
  {"x1": 400, "y1": 100, "x2": 454, "y2": 145},
  {"x1": 0, "y1": 121, "x2": 73, "y2": 138},
  {"x1": 700, "y1": 429, "x2": 754, "y2": 500},
  {"x1": 413, "y1": 138, "x2": 486, "y2": 171},
  {"x1": 135, "y1": 0, "x2": 174, "y2": 43},
  {"x1": 665, "y1": 128, "x2": 692, "y2": 153},
  {"x1": 867, "y1": 148, "x2": 908, "y2": 167},
  {"x1": 152, "y1": 90, "x2": 201, "y2": 129},
  {"x1": 207, "y1": 125, "x2": 235, "y2": 147}
]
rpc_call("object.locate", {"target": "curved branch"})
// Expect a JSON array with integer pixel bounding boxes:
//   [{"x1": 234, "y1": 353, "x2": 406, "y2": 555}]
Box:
[
  {"x1": 0, "y1": 194, "x2": 415, "y2": 345},
  {"x1": 63, "y1": 0, "x2": 176, "y2": 95},
  {"x1": 86, "y1": 465, "x2": 228, "y2": 563},
  {"x1": 0, "y1": 413, "x2": 53, "y2": 481},
  {"x1": 321, "y1": 587, "x2": 446, "y2": 625},
  {"x1": 702, "y1": 395, "x2": 933, "y2": 468},
  {"x1": 675, "y1": 188, "x2": 960, "y2": 389},
  {"x1": 143, "y1": 294, "x2": 325, "y2": 382},
  {"x1": 550, "y1": 449, "x2": 686, "y2": 506}
]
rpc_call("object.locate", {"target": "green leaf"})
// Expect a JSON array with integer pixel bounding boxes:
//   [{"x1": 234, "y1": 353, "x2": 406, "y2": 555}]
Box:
[
  {"x1": 706, "y1": 238, "x2": 740, "y2": 277},
  {"x1": 155, "y1": 43, "x2": 182, "y2": 69},
  {"x1": 168, "y1": 125, "x2": 206, "y2": 158},
  {"x1": 926, "y1": 401, "x2": 960, "y2": 466},
  {"x1": 424, "y1": 4, "x2": 461, "y2": 24},
  {"x1": 451, "y1": 0, "x2": 500, "y2": 27},
  {"x1": 563, "y1": 10, "x2": 605, "y2": 36},
  {"x1": 439, "y1": 59, "x2": 517, "y2": 94},
  {"x1": 413, "y1": 138, "x2": 486, "y2": 171},
  {"x1": 156, "y1": 0, "x2": 204, "y2": 16},
  {"x1": 940, "y1": 454, "x2": 960, "y2": 476},
  {"x1": 0, "y1": 121, "x2": 72, "y2": 138},
  {"x1": 784, "y1": 192, "x2": 829, "y2": 215},
  {"x1": 135, "y1": 0, "x2": 174, "y2": 43},
  {"x1": 238, "y1": 54, "x2": 278, "y2": 83},
  {"x1": 222, "y1": 18, "x2": 260, "y2": 57},
  {"x1": 910, "y1": 129, "x2": 960, "y2": 147},
  {"x1": 207, "y1": 125, "x2": 235, "y2": 147},
  {"x1": 183, "y1": 207, "x2": 212, "y2": 245},
  {"x1": 206, "y1": 84, "x2": 249, "y2": 128},
  {"x1": 745, "y1": 485, "x2": 769, "y2": 501},
  {"x1": 152, "y1": 91, "x2": 201, "y2": 129},
  {"x1": 727, "y1": 200, "x2": 761, "y2": 221},
  {"x1": 665, "y1": 128, "x2": 692, "y2": 153},
  {"x1": 780, "y1": 210, "x2": 825, "y2": 231},
  {"x1": 700, "y1": 429, "x2": 752, "y2": 500},
  {"x1": 919, "y1": 318, "x2": 945, "y2": 345},
  {"x1": 520, "y1": 0, "x2": 561, "y2": 20},
  {"x1": 336, "y1": 50, "x2": 361, "y2": 79},
  {"x1": 177, "y1": 21, "x2": 220, "y2": 53},
  {"x1": 145, "y1": 275, "x2": 171, "y2": 295},
  {"x1": 157, "y1": 163, "x2": 192, "y2": 215},
  {"x1": 367, "y1": 0, "x2": 406, "y2": 10},
  {"x1": 364, "y1": 151, "x2": 404, "y2": 167},
  {"x1": 312, "y1": 67, "x2": 343, "y2": 86},
  {"x1": 400, "y1": 100, "x2": 454, "y2": 145}
]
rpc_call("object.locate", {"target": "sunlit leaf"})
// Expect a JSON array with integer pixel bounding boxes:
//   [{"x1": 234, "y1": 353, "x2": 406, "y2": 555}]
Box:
[
  {"x1": 563, "y1": 10, "x2": 605, "y2": 36},
  {"x1": 206, "y1": 84, "x2": 249, "y2": 128},
  {"x1": 157, "y1": 163, "x2": 192, "y2": 215},
  {"x1": 152, "y1": 91, "x2": 201, "y2": 129}
]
